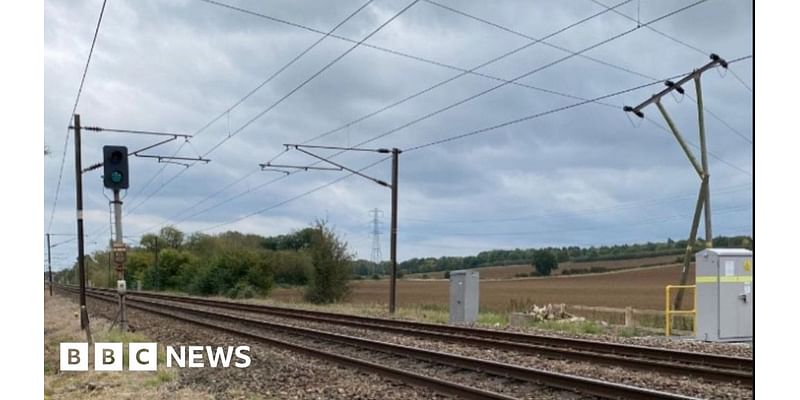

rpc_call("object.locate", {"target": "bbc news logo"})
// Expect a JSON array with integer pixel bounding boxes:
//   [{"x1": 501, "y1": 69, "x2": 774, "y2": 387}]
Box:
[{"x1": 60, "y1": 342, "x2": 251, "y2": 371}]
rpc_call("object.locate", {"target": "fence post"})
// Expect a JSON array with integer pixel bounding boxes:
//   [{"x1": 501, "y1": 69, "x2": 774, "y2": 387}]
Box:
[{"x1": 625, "y1": 306, "x2": 634, "y2": 328}]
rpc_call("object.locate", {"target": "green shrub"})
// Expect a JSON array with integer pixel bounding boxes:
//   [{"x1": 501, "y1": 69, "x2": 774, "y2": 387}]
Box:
[{"x1": 304, "y1": 221, "x2": 352, "y2": 304}]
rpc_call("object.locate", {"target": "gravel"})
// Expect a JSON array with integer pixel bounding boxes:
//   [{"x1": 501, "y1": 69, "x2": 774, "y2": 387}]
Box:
[
  {"x1": 75, "y1": 292, "x2": 450, "y2": 400},
  {"x1": 137, "y1": 295, "x2": 753, "y2": 400},
  {"x1": 499, "y1": 325, "x2": 753, "y2": 359},
  {"x1": 69, "y1": 289, "x2": 754, "y2": 400}
]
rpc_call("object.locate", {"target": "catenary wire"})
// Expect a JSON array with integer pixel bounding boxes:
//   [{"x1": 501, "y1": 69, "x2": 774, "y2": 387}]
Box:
[
  {"x1": 589, "y1": 0, "x2": 753, "y2": 144},
  {"x1": 133, "y1": 2, "x2": 744, "y2": 242},
  {"x1": 136, "y1": 0, "x2": 637, "y2": 234},
  {"x1": 198, "y1": 0, "x2": 421, "y2": 158},
  {"x1": 120, "y1": 1, "x2": 414, "y2": 236},
  {"x1": 405, "y1": 55, "x2": 751, "y2": 153},
  {"x1": 46, "y1": 0, "x2": 108, "y2": 234},
  {"x1": 121, "y1": 0, "x2": 379, "y2": 217},
  {"x1": 124, "y1": 0, "x2": 712, "y2": 224},
  {"x1": 185, "y1": 60, "x2": 741, "y2": 234},
  {"x1": 436, "y1": 0, "x2": 752, "y2": 147},
  {"x1": 199, "y1": 156, "x2": 392, "y2": 233},
  {"x1": 405, "y1": 183, "x2": 751, "y2": 224}
]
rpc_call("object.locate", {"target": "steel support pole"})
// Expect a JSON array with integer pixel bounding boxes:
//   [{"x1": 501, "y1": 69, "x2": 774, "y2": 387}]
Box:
[
  {"x1": 73, "y1": 114, "x2": 89, "y2": 330},
  {"x1": 107, "y1": 240, "x2": 112, "y2": 287},
  {"x1": 695, "y1": 76, "x2": 713, "y2": 247},
  {"x1": 155, "y1": 236, "x2": 159, "y2": 291},
  {"x1": 389, "y1": 149, "x2": 400, "y2": 314},
  {"x1": 47, "y1": 233, "x2": 53, "y2": 296},
  {"x1": 113, "y1": 189, "x2": 127, "y2": 331},
  {"x1": 674, "y1": 176, "x2": 708, "y2": 310}
]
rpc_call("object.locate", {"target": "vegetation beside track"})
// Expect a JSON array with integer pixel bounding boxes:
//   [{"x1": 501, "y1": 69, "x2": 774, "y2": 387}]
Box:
[{"x1": 43, "y1": 290, "x2": 203, "y2": 400}]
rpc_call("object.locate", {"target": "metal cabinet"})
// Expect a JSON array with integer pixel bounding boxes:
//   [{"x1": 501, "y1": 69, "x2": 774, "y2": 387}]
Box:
[
  {"x1": 449, "y1": 270, "x2": 479, "y2": 324},
  {"x1": 695, "y1": 248, "x2": 753, "y2": 342}
]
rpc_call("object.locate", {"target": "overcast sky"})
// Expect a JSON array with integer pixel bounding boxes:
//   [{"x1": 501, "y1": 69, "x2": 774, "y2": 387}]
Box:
[{"x1": 43, "y1": 0, "x2": 753, "y2": 270}]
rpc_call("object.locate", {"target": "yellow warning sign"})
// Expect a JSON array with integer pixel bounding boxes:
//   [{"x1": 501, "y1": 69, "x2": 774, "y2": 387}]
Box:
[{"x1": 744, "y1": 259, "x2": 752, "y2": 272}]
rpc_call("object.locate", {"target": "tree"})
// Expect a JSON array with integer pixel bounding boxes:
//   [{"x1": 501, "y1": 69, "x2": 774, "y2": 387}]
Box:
[
  {"x1": 139, "y1": 233, "x2": 159, "y2": 252},
  {"x1": 304, "y1": 221, "x2": 352, "y2": 304},
  {"x1": 159, "y1": 226, "x2": 184, "y2": 249},
  {"x1": 532, "y1": 250, "x2": 558, "y2": 277}
]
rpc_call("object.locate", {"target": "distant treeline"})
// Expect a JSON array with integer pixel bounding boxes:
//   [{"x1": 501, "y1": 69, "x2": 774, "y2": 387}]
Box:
[
  {"x1": 53, "y1": 223, "x2": 351, "y2": 303},
  {"x1": 54, "y1": 229, "x2": 752, "y2": 294},
  {"x1": 352, "y1": 235, "x2": 754, "y2": 276}
]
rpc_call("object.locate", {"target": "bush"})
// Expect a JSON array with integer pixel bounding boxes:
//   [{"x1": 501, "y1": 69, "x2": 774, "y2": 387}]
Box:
[
  {"x1": 186, "y1": 248, "x2": 273, "y2": 297},
  {"x1": 304, "y1": 221, "x2": 352, "y2": 304},
  {"x1": 226, "y1": 282, "x2": 257, "y2": 299},
  {"x1": 271, "y1": 250, "x2": 312, "y2": 286},
  {"x1": 371, "y1": 274, "x2": 380, "y2": 280}
]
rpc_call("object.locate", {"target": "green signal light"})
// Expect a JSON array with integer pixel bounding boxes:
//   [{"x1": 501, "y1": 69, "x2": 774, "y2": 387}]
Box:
[{"x1": 111, "y1": 171, "x2": 124, "y2": 183}]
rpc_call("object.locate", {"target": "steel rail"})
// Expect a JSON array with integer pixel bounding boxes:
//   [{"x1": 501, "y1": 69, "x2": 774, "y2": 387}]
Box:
[
  {"x1": 100, "y1": 287, "x2": 752, "y2": 373},
  {"x1": 64, "y1": 286, "x2": 699, "y2": 400},
  {"x1": 58, "y1": 287, "x2": 514, "y2": 400},
  {"x1": 155, "y1": 292, "x2": 751, "y2": 384}
]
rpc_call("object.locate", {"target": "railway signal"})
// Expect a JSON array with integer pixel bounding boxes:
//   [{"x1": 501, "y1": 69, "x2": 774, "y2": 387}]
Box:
[
  {"x1": 103, "y1": 145, "x2": 130, "y2": 190},
  {"x1": 69, "y1": 120, "x2": 209, "y2": 333}
]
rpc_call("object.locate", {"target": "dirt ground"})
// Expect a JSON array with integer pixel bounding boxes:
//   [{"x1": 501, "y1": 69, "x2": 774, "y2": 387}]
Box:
[
  {"x1": 405, "y1": 254, "x2": 681, "y2": 280},
  {"x1": 271, "y1": 263, "x2": 696, "y2": 312}
]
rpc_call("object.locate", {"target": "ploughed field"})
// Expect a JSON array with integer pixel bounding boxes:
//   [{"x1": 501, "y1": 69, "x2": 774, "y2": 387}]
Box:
[
  {"x1": 405, "y1": 254, "x2": 681, "y2": 280},
  {"x1": 271, "y1": 262, "x2": 696, "y2": 312}
]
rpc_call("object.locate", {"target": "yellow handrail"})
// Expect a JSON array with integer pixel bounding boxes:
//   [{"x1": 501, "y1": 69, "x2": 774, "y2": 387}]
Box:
[{"x1": 665, "y1": 284, "x2": 696, "y2": 337}]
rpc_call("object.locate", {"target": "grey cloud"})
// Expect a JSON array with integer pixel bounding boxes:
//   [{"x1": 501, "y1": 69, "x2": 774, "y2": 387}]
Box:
[{"x1": 45, "y1": 0, "x2": 752, "y2": 268}]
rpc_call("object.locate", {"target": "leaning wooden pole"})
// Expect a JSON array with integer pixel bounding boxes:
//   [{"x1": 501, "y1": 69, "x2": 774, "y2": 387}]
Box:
[
  {"x1": 674, "y1": 176, "x2": 707, "y2": 310},
  {"x1": 694, "y1": 76, "x2": 713, "y2": 248}
]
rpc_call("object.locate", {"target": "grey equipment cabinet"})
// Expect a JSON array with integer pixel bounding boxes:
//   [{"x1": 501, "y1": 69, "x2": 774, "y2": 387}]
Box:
[
  {"x1": 449, "y1": 270, "x2": 479, "y2": 324},
  {"x1": 695, "y1": 248, "x2": 753, "y2": 342}
]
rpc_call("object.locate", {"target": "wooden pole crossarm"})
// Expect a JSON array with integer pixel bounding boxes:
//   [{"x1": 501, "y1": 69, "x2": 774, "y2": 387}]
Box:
[{"x1": 628, "y1": 55, "x2": 725, "y2": 116}]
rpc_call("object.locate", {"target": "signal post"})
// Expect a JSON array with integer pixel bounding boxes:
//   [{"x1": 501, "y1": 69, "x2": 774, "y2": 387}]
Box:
[{"x1": 104, "y1": 145, "x2": 130, "y2": 331}]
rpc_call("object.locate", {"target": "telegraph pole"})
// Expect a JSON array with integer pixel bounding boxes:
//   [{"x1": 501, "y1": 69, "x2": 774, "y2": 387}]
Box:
[
  {"x1": 624, "y1": 54, "x2": 727, "y2": 310},
  {"x1": 389, "y1": 149, "x2": 399, "y2": 314},
  {"x1": 46, "y1": 233, "x2": 53, "y2": 296},
  {"x1": 154, "y1": 236, "x2": 159, "y2": 291},
  {"x1": 72, "y1": 114, "x2": 90, "y2": 331}
]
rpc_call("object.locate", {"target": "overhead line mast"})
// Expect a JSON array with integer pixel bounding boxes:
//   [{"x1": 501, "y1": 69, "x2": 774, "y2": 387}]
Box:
[{"x1": 265, "y1": 145, "x2": 402, "y2": 314}]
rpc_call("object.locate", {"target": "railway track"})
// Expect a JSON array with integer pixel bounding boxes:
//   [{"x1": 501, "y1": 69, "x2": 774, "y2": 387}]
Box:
[
  {"x1": 79, "y1": 286, "x2": 751, "y2": 385},
  {"x1": 57, "y1": 285, "x2": 703, "y2": 399}
]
